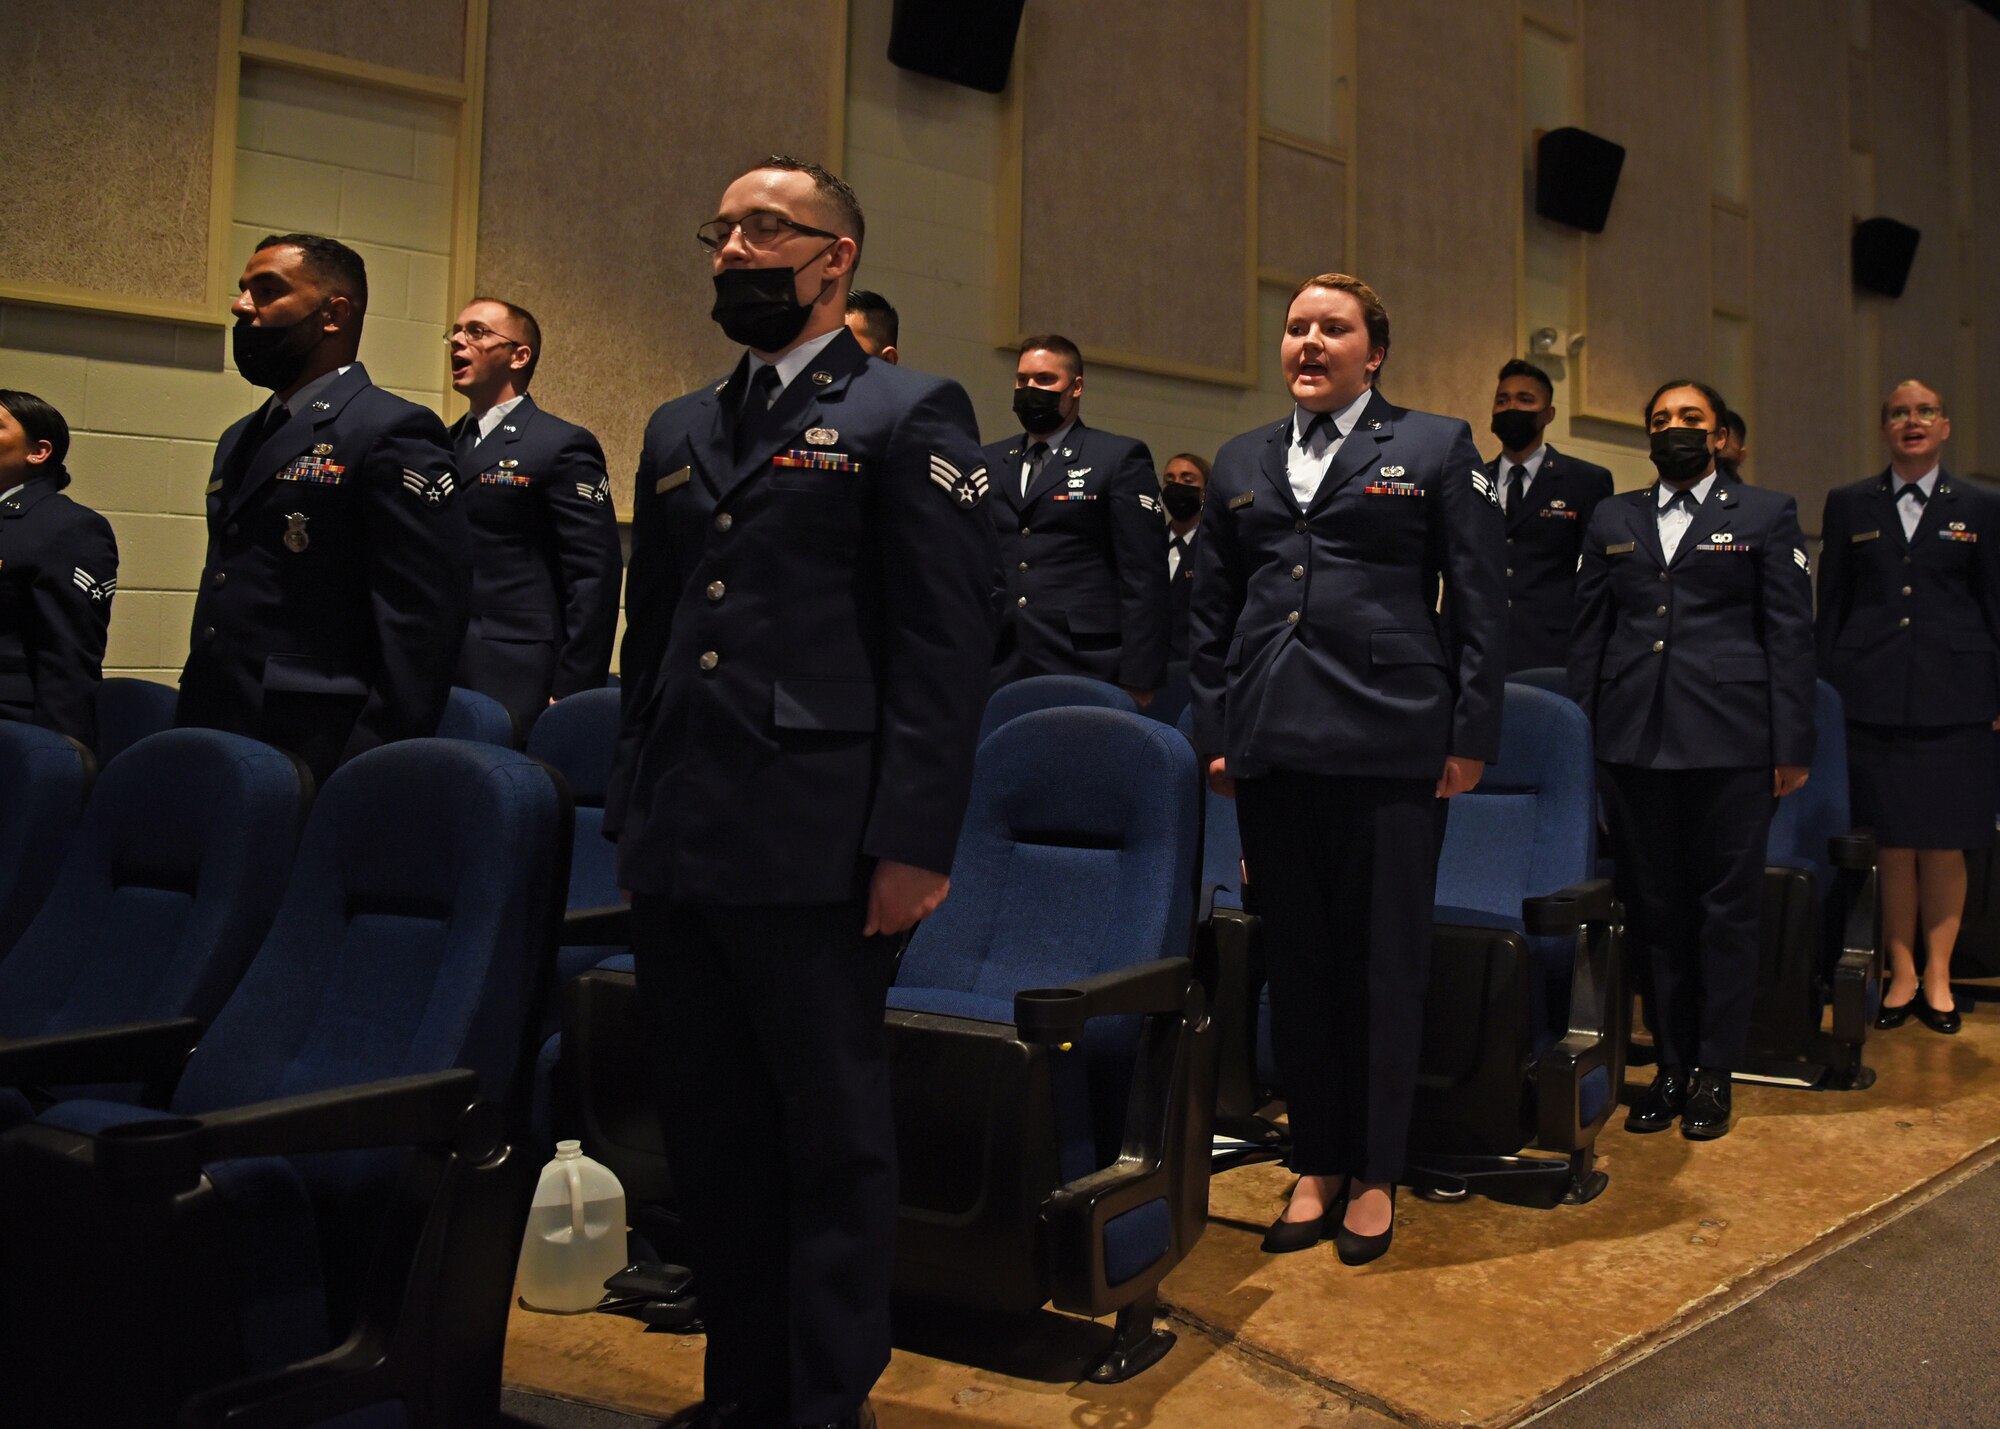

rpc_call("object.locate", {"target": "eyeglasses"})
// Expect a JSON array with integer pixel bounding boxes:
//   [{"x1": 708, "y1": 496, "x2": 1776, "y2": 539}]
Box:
[
  {"x1": 444, "y1": 322, "x2": 524, "y2": 348},
  {"x1": 695, "y1": 211, "x2": 838, "y2": 253},
  {"x1": 1886, "y1": 404, "x2": 1945, "y2": 427}
]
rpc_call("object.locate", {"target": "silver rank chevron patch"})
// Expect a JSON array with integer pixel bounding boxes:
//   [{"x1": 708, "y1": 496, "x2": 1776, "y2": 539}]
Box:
[
  {"x1": 1794, "y1": 547, "x2": 1810, "y2": 571},
  {"x1": 575, "y1": 476, "x2": 611, "y2": 504},
  {"x1": 1138, "y1": 492, "x2": 1162, "y2": 515},
  {"x1": 401, "y1": 468, "x2": 456, "y2": 506},
  {"x1": 928, "y1": 454, "x2": 988, "y2": 508},
  {"x1": 71, "y1": 567, "x2": 116, "y2": 602},
  {"x1": 1470, "y1": 469, "x2": 1499, "y2": 506}
]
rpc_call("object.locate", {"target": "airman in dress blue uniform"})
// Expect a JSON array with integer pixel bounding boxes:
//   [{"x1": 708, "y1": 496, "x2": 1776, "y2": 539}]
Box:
[
  {"x1": 0, "y1": 391, "x2": 117, "y2": 750},
  {"x1": 986, "y1": 335, "x2": 1169, "y2": 702},
  {"x1": 174, "y1": 234, "x2": 471, "y2": 786},
  {"x1": 1570, "y1": 379, "x2": 1815, "y2": 1140},
  {"x1": 1191, "y1": 273, "x2": 1506, "y2": 1266},
  {"x1": 1162, "y1": 452, "x2": 1208, "y2": 662},
  {"x1": 604, "y1": 160, "x2": 994, "y2": 1429},
  {"x1": 446, "y1": 298, "x2": 622, "y2": 739}
]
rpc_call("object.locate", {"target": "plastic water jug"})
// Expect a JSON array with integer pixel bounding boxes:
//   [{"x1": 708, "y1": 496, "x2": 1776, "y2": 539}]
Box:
[{"x1": 517, "y1": 1140, "x2": 628, "y2": 1312}]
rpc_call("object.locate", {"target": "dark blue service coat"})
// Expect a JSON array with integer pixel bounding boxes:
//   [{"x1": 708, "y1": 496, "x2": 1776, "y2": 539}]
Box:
[
  {"x1": 1481, "y1": 444, "x2": 1615, "y2": 672},
  {"x1": 1568, "y1": 472, "x2": 1816, "y2": 769},
  {"x1": 449, "y1": 395, "x2": 623, "y2": 732},
  {"x1": 175, "y1": 364, "x2": 471, "y2": 777},
  {"x1": 606, "y1": 327, "x2": 997, "y2": 905},
  {"x1": 1189, "y1": 390, "x2": 1508, "y2": 779},
  {"x1": 1816, "y1": 469, "x2": 2000, "y2": 728},
  {"x1": 985, "y1": 422, "x2": 1169, "y2": 690},
  {"x1": 0, "y1": 475, "x2": 118, "y2": 747}
]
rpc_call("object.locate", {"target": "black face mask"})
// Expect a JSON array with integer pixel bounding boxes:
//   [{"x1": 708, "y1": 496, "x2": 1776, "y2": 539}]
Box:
[
  {"x1": 231, "y1": 313, "x2": 325, "y2": 392},
  {"x1": 1012, "y1": 385, "x2": 1066, "y2": 435},
  {"x1": 1161, "y1": 483, "x2": 1204, "y2": 521},
  {"x1": 710, "y1": 244, "x2": 834, "y2": 352},
  {"x1": 1648, "y1": 426, "x2": 1715, "y2": 486},
  {"x1": 1490, "y1": 408, "x2": 1543, "y2": 452}
]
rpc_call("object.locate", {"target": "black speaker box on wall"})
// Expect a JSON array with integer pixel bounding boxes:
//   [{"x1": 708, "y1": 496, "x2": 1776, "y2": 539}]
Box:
[
  {"x1": 1534, "y1": 127, "x2": 1626, "y2": 234},
  {"x1": 887, "y1": 0, "x2": 1026, "y2": 94},
  {"x1": 1853, "y1": 217, "x2": 1922, "y2": 298}
]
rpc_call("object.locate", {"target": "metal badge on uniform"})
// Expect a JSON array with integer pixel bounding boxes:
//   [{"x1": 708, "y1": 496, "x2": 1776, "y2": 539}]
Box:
[
  {"x1": 1851, "y1": 529, "x2": 1881, "y2": 543},
  {"x1": 502, "y1": 423, "x2": 517, "y2": 434},
  {"x1": 1067, "y1": 466, "x2": 1092, "y2": 479},
  {"x1": 499, "y1": 458, "x2": 519, "y2": 469},
  {"x1": 1550, "y1": 499, "x2": 1566, "y2": 509},
  {"x1": 1605, "y1": 541, "x2": 1636, "y2": 555},
  {"x1": 1380, "y1": 465, "x2": 1405, "y2": 479},
  {"x1": 656, "y1": 466, "x2": 692, "y2": 495},
  {"x1": 1365, "y1": 419, "x2": 1382, "y2": 430},
  {"x1": 310, "y1": 400, "x2": 331, "y2": 412},
  {"x1": 312, "y1": 442, "x2": 334, "y2": 457},
  {"x1": 1060, "y1": 448, "x2": 1074, "y2": 460},
  {"x1": 805, "y1": 427, "x2": 838, "y2": 446},
  {"x1": 283, "y1": 513, "x2": 310, "y2": 553},
  {"x1": 1228, "y1": 490, "x2": 1254, "y2": 510},
  {"x1": 811, "y1": 370, "x2": 833, "y2": 385}
]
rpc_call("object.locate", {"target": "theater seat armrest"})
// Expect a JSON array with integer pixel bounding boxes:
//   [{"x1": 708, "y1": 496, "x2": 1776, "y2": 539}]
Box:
[
  {"x1": 563, "y1": 902, "x2": 631, "y2": 945},
  {"x1": 91, "y1": 1069, "x2": 494, "y2": 1194},
  {"x1": 1015, "y1": 958, "x2": 1194, "y2": 1046},
  {"x1": 1830, "y1": 832, "x2": 1877, "y2": 871},
  {"x1": 1522, "y1": 878, "x2": 1616, "y2": 935},
  {"x1": 0, "y1": 1018, "x2": 203, "y2": 1088},
  {"x1": 176, "y1": 1336, "x2": 394, "y2": 1428}
]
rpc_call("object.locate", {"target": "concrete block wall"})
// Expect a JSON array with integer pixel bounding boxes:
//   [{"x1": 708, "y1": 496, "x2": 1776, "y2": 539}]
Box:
[{"x1": 0, "y1": 63, "x2": 458, "y2": 684}]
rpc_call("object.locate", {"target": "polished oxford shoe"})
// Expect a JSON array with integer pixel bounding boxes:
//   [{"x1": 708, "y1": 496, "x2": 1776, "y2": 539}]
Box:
[
  {"x1": 1916, "y1": 997, "x2": 1963, "y2": 1035},
  {"x1": 1335, "y1": 1186, "x2": 1397, "y2": 1267},
  {"x1": 1680, "y1": 1070, "x2": 1734, "y2": 1140},
  {"x1": 1624, "y1": 1068, "x2": 1688, "y2": 1133}
]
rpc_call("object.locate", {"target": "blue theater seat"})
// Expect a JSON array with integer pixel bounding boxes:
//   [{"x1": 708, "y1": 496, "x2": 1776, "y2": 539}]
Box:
[
  {"x1": 1742, "y1": 680, "x2": 1880, "y2": 1089},
  {"x1": 978, "y1": 672, "x2": 1136, "y2": 743},
  {"x1": 93, "y1": 676, "x2": 181, "y2": 766},
  {"x1": 1147, "y1": 660, "x2": 1192, "y2": 729},
  {"x1": 436, "y1": 683, "x2": 519, "y2": 746},
  {"x1": 0, "y1": 722, "x2": 94, "y2": 960},
  {"x1": 0, "y1": 738, "x2": 572, "y2": 1427},
  {"x1": 886, "y1": 706, "x2": 1210, "y2": 1382},
  {"x1": 0, "y1": 730, "x2": 308, "y2": 1129}
]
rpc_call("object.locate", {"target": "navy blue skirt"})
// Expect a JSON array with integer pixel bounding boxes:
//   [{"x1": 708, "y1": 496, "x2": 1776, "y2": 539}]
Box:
[{"x1": 1847, "y1": 721, "x2": 1996, "y2": 850}]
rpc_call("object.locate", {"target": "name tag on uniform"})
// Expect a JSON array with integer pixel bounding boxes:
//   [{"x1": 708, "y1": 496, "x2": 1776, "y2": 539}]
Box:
[
  {"x1": 655, "y1": 466, "x2": 691, "y2": 495},
  {"x1": 1604, "y1": 541, "x2": 1636, "y2": 556},
  {"x1": 1228, "y1": 490, "x2": 1254, "y2": 510},
  {"x1": 1850, "y1": 529, "x2": 1881, "y2": 544}
]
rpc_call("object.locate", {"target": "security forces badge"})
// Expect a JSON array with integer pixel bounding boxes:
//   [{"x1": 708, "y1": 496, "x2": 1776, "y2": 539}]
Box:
[{"x1": 928, "y1": 454, "x2": 989, "y2": 509}]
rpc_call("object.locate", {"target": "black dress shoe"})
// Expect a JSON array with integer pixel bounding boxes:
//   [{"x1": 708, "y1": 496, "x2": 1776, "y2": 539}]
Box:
[
  {"x1": 1624, "y1": 1068, "x2": 1688, "y2": 1133},
  {"x1": 1916, "y1": 997, "x2": 1963, "y2": 1035},
  {"x1": 1335, "y1": 1186, "x2": 1396, "y2": 1267},
  {"x1": 1877, "y1": 991, "x2": 1917, "y2": 1029},
  {"x1": 1262, "y1": 1177, "x2": 1346, "y2": 1253},
  {"x1": 1680, "y1": 1069, "x2": 1734, "y2": 1140},
  {"x1": 793, "y1": 1400, "x2": 877, "y2": 1429}
]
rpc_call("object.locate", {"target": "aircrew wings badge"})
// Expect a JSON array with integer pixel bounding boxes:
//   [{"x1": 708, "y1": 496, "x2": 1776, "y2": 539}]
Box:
[
  {"x1": 928, "y1": 454, "x2": 988, "y2": 508},
  {"x1": 71, "y1": 567, "x2": 116, "y2": 603},
  {"x1": 401, "y1": 468, "x2": 456, "y2": 506}
]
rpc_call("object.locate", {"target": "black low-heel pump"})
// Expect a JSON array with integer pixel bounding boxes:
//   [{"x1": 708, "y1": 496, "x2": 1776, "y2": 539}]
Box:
[
  {"x1": 1261, "y1": 1178, "x2": 1347, "y2": 1254},
  {"x1": 1335, "y1": 1186, "x2": 1396, "y2": 1267}
]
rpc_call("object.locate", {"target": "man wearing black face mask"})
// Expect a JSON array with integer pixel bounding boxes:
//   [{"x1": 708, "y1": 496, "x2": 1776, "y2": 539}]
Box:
[
  {"x1": 174, "y1": 233, "x2": 470, "y2": 784},
  {"x1": 1161, "y1": 452, "x2": 1208, "y2": 660},
  {"x1": 1476, "y1": 359, "x2": 1613, "y2": 672},
  {"x1": 605, "y1": 157, "x2": 994, "y2": 1429},
  {"x1": 1569, "y1": 378, "x2": 1815, "y2": 1143},
  {"x1": 984, "y1": 335, "x2": 1169, "y2": 703}
]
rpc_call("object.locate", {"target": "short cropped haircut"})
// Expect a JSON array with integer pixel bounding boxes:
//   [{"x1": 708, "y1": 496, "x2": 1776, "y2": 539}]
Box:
[
  {"x1": 471, "y1": 296, "x2": 543, "y2": 384},
  {"x1": 1497, "y1": 358, "x2": 1554, "y2": 403},
  {"x1": 845, "y1": 289, "x2": 898, "y2": 348},
  {"x1": 1290, "y1": 273, "x2": 1391, "y2": 377},
  {"x1": 1165, "y1": 452, "x2": 1212, "y2": 480},
  {"x1": 1721, "y1": 408, "x2": 1747, "y2": 442},
  {"x1": 255, "y1": 232, "x2": 369, "y2": 316},
  {"x1": 1018, "y1": 333, "x2": 1084, "y2": 377},
  {"x1": 1880, "y1": 379, "x2": 1948, "y2": 424},
  {"x1": 758, "y1": 154, "x2": 865, "y2": 252},
  {"x1": 0, "y1": 389, "x2": 70, "y2": 471},
  {"x1": 1643, "y1": 378, "x2": 1729, "y2": 427}
]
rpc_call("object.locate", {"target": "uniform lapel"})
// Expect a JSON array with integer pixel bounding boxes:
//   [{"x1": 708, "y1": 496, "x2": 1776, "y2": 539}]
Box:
[
  {"x1": 224, "y1": 364, "x2": 372, "y2": 521},
  {"x1": 1912, "y1": 469, "x2": 1956, "y2": 552},
  {"x1": 1023, "y1": 424, "x2": 1083, "y2": 508},
  {"x1": 467, "y1": 393, "x2": 537, "y2": 475},
  {"x1": 689, "y1": 359, "x2": 747, "y2": 500},
  {"x1": 1256, "y1": 418, "x2": 1304, "y2": 518},
  {"x1": 708, "y1": 329, "x2": 868, "y2": 509},
  {"x1": 1635, "y1": 486, "x2": 1670, "y2": 570},
  {"x1": 1669, "y1": 471, "x2": 1739, "y2": 570},
  {"x1": 1500, "y1": 453, "x2": 1537, "y2": 535},
  {"x1": 994, "y1": 438, "x2": 1028, "y2": 514},
  {"x1": 1306, "y1": 391, "x2": 1393, "y2": 516}
]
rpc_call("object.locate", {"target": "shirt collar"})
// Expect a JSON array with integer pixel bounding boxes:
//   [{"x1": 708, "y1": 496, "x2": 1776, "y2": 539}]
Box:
[
  {"x1": 269, "y1": 363, "x2": 353, "y2": 420},
  {"x1": 1506, "y1": 443, "x2": 1548, "y2": 480},
  {"x1": 1292, "y1": 387, "x2": 1376, "y2": 449},
  {"x1": 1895, "y1": 465, "x2": 1940, "y2": 496},
  {"x1": 0, "y1": 481, "x2": 27, "y2": 506},
  {"x1": 473, "y1": 393, "x2": 527, "y2": 443},
  {"x1": 1656, "y1": 471, "x2": 1718, "y2": 510},
  {"x1": 1028, "y1": 417, "x2": 1078, "y2": 455},
  {"x1": 746, "y1": 327, "x2": 843, "y2": 397}
]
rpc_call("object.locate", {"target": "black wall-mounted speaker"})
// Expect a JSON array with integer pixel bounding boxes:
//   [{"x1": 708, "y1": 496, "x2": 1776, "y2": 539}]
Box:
[
  {"x1": 1534, "y1": 127, "x2": 1627, "y2": 234},
  {"x1": 887, "y1": 0, "x2": 1026, "y2": 95},
  {"x1": 1853, "y1": 217, "x2": 1922, "y2": 298}
]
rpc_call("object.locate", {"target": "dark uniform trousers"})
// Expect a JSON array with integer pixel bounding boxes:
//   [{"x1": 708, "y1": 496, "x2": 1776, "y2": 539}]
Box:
[
  {"x1": 607, "y1": 327, "x2": 995, "y2": 1423},
  {"x1": 1237, "y1": 773, "x2": 1448, "y2": 1181},
  {"x1": 1569, "y1": 472, "x2": 1816, "y2": 1074},
  {"x1": 0, "y1": 476, "x2": 119, "y2": 749},
  {"x1": 449, "y1": 395, "x2": 622, "y2": 739},
  {"x1": 1189, "y1": 391, "x2": 1507, "y2": 1186}
]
